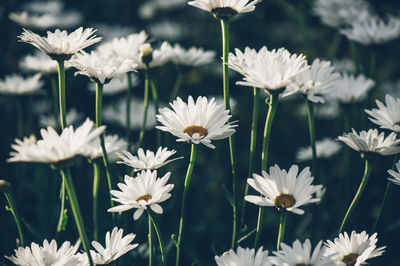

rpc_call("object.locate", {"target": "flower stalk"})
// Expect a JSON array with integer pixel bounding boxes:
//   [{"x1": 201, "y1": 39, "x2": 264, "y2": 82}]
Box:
[
  {"x1": 126, "y1": 73, "x2": 133, "y2": 149},
  {"x1": 137, "y1": 68, "x2": 150, "y2": 149},
  {"x1": 3, "y1": 182, "x2": 25, "y2": 247},
  {"x1": 92, "y1": 162, "x2": 101, "y2": 241},
  {"x1": 56, "y1": 175, "x2": 66, "y2": 233},
  {"x1": 276, "y1": 210, "x2": 287, "y2": 251},
  {"x1": 170, "y1": 68, "x2": 183, "y2": 102},
  {"x1": 148, "y1": 210, "x2": 166, "y2": 265},
  {"x1": 150, "y1": 79, "x2": 161, "y2": 147},
  {"x1": 56, "y1": 60, "x2": 67, "y2": 129},
  {"x1": 148, "y1": 212, "x2": 153, "y2": 266},
  {"x1": 306, "y1": 99, "x2": 317, "y2": 177}
]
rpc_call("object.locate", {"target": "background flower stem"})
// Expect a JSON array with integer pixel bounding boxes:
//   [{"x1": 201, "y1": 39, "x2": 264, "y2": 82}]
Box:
[
  {"x1": 126, "y1": 72, "x2": 133, "y2": 149},
  {"x1": 4, "y1": 188, "x2": 25, "y2": 246},
  {"x1": 306, "y1": 99, "x2": 317, "y2": 179},
  {"x1": 92, "y1": 162, "x2": 101, "y2": 241},
  {"x1": 169, "y1": 67, "x2": 183, "y2": 102},
  {"x1": 137, "y1": 68, "x2": 150, "y2": 149},
  {"x1": 148, "y1": 210, "x2": 166, "y2": 265},
  {"x1": 50, "y1": 76, "x2": 60, "y2": 130},
  {"x1": 56, "y1": 60, "x2": 67, "y2": 129},
  {"x1": 148, "y1": 212, "x2": 153, "y2": 266},
  {"x1": 150, "y1": 79, "x2": 161, "y2": 147},
  {"x1": 56, "y1": 174, "x2": 66, "y2": 233}
]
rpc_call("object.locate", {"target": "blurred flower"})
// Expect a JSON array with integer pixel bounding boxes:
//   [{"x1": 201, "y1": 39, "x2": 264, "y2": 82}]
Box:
[
  {"x1": 39, "y1": 108, "x2": 82, "y2": 128},
  {"x1": 338, "y1": 128, "x2": 400, "y2": 156},
  {"x1": 20, "y1": 51, "x2": 64, "y2": 74},
  {"x1": 108, "y1": 170, "x2": 174, "y2": 220},
  {"x1": 79, "y1": 227, "x2": 138, "y2": 265},
  {"x1": 365, "y1": 94, "x2": 400, "y2": 133},
  {"x1": 245, "y1": 164, "x2": 323, "y2": 215},
  {"x1": 271, "y1": 239, "x2": 333, "y2": 266},
  {"x1": 341, "y1": 16, "x2": 400, "y2": 45},
  {"x1": 103, "y1": 98, "x2": 156, "y2": 130},
  {"x1": 9, "y1": 10, "x2": 82, "y2": 30},
  {"x1": 380, "y1": 79, "x2": 400, "y2": 98},
  {"x1": 312, "y1": 0, "x2": 371, "y2": 28},
  {"x1": 214, "y1": 95, "x2": 238, "y2": 114},
  {"x1": 332, "y1": 58, "x2": 356, "y2": 74},
  {"x1": 5, "y1": 239, "x2": 81, "y2": 266},
  {"x1": 81, "y1": 135, "x2": 127, "y2": 162},
  {"x1": 324, "y1": 231, "x2": 385, "y2": 265},
  {"x1": 18, "y1": 27, "x2": 102, "y2": 61},
  {"x1": 326, "y1": 73, "x2": 375, "y2": 104},
  {"x1": 388, "y1": 160, "x2": 400, "y2": 186},
  {"x1": 117, "y1": 147, "x2": 182, "y2": 171},
  {"x1": 88, "y1": 73, "x2": 139, "y2": 95},
  {"x1": 148, "y1": 21, "x2": 187, "y2": 41},
  {"x1": 70, "y1": 51, "x2": 137, "y2": 84},
  {"x1": 296, "y1": 138, "x2": 341, "y2": 162},
  {"x1": 0, "y1": 73, "x2": 43, "y2": 95},
  {"x1": 137, "y1": 42, "x2": 174, "y2": 69},
  {"x1": 188, "y1": 0, "x2": 262, "y2": 19},
  {"x1": 138, "y1": 0, "x2": 186, "y2": 20},
  {"x1": 94, "y1": 24, "x2": 136, "y2": 41},
  {"x1": 170, "y1": 44, "x2": 215, "y2": 67},
  {"x1": 284, "y1": 59, "x2": 340, "y2": 103},
  {"x1": 298, "y1": 102, "x2": 340, "y2": 119},
  {"x1": 24, "y1": 0, "x2": 64, "y2": 14},
  {"x1": 157, "y1": 96, "x2": 236, "y2": 149},
  {"x1": 215, "y1": 246, "x2": 271, "y2": 266},
  {"x1": 8, "y1": 119, "x2": 105, "y2": 165}
]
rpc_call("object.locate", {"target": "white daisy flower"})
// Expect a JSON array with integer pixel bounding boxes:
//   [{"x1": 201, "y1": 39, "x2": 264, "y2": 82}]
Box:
[
  {"x1": 81, "y1": 135, "x2": 127, "y2": 162},
  {"x1": 79, "y1": 227, "x2": 138, "y2": 265},
  {"x1": 324, "y1": 231, "x2": 385, "y2": 266},
  {"x1": 365, "y1": 94, "x2": 400, "y2": 133},
  {"x1": 156, "y1": 96, "x2": 236, "y2": 149},
  {"x1": 0, "y1": 73, "x2": 43, "y2": 95},
  {"x1": 234, "y1": 47, "x2": 308, "y2": 94},
  {"x1": 69, "y1": 51, "x2": 137, "y2": 84},
  {"x1": 117, "y1": 147, "x2": 182, "y2": 171},
  {"x1": 215, "y1": 246, "x2": 271, "y2": 266},
  {"x1": 271, "y1": 239, "x2": 334, "y2": 266},
  {"x1": 245, "y1": 164, "x2": 323, "y2": 215},
  {"x1": 387, "y1": 160, "x2": 400, "y2": 186},
  {"x1": 296, "y1": 138, "x2": 341, "y2": 162},
  {"x1": 8, "y1": 119, "x2": 105, "y2": 166},
  {"x1": 326, "y1": 73, "x2": 375, "y2": 104},
  {"x1": 312, "y1": 0, "x2": 371, "y2": 28},
  {"x1": 18, "y1": 27, "x2": 102, "y2": 61},
  {"x1": 87, "y1": 73, "x2": 139, "y2": 95},
  {"x1": 338, "y1": 128, "x2": 400, "y2": 156},
  {"x1": 39, "y1": 108, "x2": 82, "y2": 128},
  {"x1": 283, "y1": 59, "x2": 340, "y2": 103},
  {"x1": 94, "y1": 24, "x2": 136, "y2": 41},
  {"x1": 20, "y1": 51, "x2": 63, "y2": 74},
  {"x1": 108, "y1": 170, "x2": 174, "y2": 220},
  {"x1": 9, "y1": 10, "x2": 82, "y2": 30},
  {"x1": 188, "y1": 0, "x2": 262, "y2": 19},
  {"x1": 341, "y1": 16, "x2": 400, "y2": 45},
  {"x1": 228, "y1": 46, "x2": 262, "y2": 76},
  {"x1": 148, "y1": 21, "x2": 187, "y2": 41},
  {"x1": 136, "y1": 42, "x2": 174, "y2": 69},
  {"x1": 170, "y1": 44, "x2": 215, "y2": 67},
  {"x1": 5, "y1": 239, "x2": 81, "y2": 266}
]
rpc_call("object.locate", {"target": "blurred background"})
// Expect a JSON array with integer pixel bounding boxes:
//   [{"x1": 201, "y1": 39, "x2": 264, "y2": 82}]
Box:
[{"x1": 0, "y1": 0, "x2": 400, "y2": 265}]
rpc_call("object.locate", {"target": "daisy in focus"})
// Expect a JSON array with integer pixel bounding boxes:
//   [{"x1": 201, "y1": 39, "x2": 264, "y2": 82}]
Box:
[
  {"x1": 365, "y1": 94, "x2": 400, "y2": 133},
  {"x1": 324, "y1": 231, "x2": 385, "y2": 265},
  {"x1": 296, "y1": 138, "x2": 341, "y2": 162},
  {"x1": 215, "y1": 246, "x2": 271, "y2": 266},
  {"x1": 245, "y1": 164, "x2": 323, "y2": 215},
  {"x1": 108, "y1": 170, "x2": 174, "y2": 220},
  {"x1": 156, "y1": 96, "x2": 236, "y2": 149},
  {"x1": 0, "y1": 73, "x2": 43, "y2": 95},
  {"x1": 387, "y1": 160, "x2": 400, "y2": 186},
  {"x1": 117, "y1": 147, "x2": 182, "y2": 171}
]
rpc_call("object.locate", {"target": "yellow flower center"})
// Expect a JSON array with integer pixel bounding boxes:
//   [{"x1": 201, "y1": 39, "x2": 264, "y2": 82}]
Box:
[
  {"x1": 274, "y1": 194, "x2": 296, "y2": 209},
  {"x1": 183, "y1": 126, "x2": 208, "y2": 138},
  {"x1": 342, "y1": 253, "x2": 359, "y2": 265},
  {"x1": 136, "y1": 194, "x2": 152, "y2": 202}
]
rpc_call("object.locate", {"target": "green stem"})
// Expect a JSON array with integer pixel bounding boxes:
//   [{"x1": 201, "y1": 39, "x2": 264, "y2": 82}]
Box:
[
  {"x1": 169, "y1": 68, "x2": 183, "y2": 102},
  {"x1": 61, "y1": 168, "x2": 93, "y2": 266},
  {"x1": 16, "y1": 98, "x2": 23, "y2": 139},
  {"x1": 150, "y1": 79, "x2": 161, "y2": 147},
  {"x1": 56, "y1": 60, "x2": 67, "y2": 129},
  {"x1": 276, "y1": 210, "x2": 287, "y2": 251},
  {"x1": 148, "y1": 212, "x2": 153, "y2": 266},
  {"x1": 95, "y1": 82, "x2": 115, "y2": 224},
  {"x1": 92, "y1": 162, "x2": 101, "y2": 241},
  {"x1": 175, "y1": 144, "x2": 197, "y2": 266},
  {"x1": 254, "y1": 93, "x2": 279, "y2": 250},
  {"x1": 148, "y1": 210, "x2": 166, "y2": 265},
  {"x1": 220, "y1": 17, "x2": 238, "y2": 250},
  {"x1": 306, "y1": 100, "x2": 317, "y2": 177},
  {"x1": 126, "y1": 73, "x2": 133, "y2": 149},
  {"x1": 240, "y1": 87, "x2": 260, "y2": 232},
  {"x1": 137, "y1": 69, "x2": 150, "y2": 148},
  {"x1": 4, "y1": 190, "x2": 25, "y2": 246},
  {"x1": 339, "y1": 159, "x2": 372, "y2": 233},
  {"x1": 56, "y1": 174, "x2": 66, "y2": 233}
]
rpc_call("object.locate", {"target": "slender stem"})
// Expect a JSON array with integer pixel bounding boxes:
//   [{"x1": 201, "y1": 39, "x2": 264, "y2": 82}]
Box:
[
  {"x1": 169, "y1": 68, "x2": 183, "y2": 102},
  {"x1": 56, "y1": 174, "x2": 66, "y2": 233},
  {"x1": 255, "y1": 94, "x2": 279, "y2": 250},
  {"x1": 4, "y1": 191, "x2": 24, "y2": 246},
  {"x1": 148, "y1": 212, "x2": 153, "y2": 266},
  {"x1": 175, "y1": 144, "x2": 197, "y2": 266},
  {"x1": 50, "y1": 77, "x2": 60, "y2": 130},
  {"x1": 339, "y1": 159, "x2": 372, "y2": 233},
  {"x1": 150, "y1": 79, "x2": 161, "y2": 147},
  {"x1": 56, "y1": 60, "x2": 67, "y2": 129},
  {"x1": 92, "y1": 162, "x2": 101, "y2": 241},
  {"x1": 126, "y1": 73, "x2": 133, "y2": 149},
  {"x1": 95, "y1": 82, "x2": 115, "y2": 224},
  {"x1": 61, "y1": 168, "x2": 93, "y2": 266},
  {"x1": 276, "y1": 210, "x2": 287, "y2": 251},
  {"x1": 148, "y1": 210, "x2": 166, "y2": 265},
  {"x1": 240, "y1": 87, "x2": 260, "y2": 231},
  {"x1": 306, "y1": 99, "x2": 317, "y2": 177},
  {"x1": 220, "y1": 17, "x2": 238, "y2": 250},
  {"x1": 15, "y1": 98, "x2": 23, "y2": 139},
  {"x1": 137, "y1": 69, "x2": 150, "y2": 148}
]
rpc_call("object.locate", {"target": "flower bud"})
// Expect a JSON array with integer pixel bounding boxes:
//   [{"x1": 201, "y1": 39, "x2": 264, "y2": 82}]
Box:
[{"x1": 139, "y1": 43, "x2": 153, "y2": 65}]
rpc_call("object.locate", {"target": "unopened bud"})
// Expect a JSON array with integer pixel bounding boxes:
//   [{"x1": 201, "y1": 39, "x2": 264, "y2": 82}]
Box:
[
  {"x1": 139, "y1": 43, "x2": 153, "y2": 65},
  {"x1": 0, "y1": 180, "x2": 11, "y2": 194}
]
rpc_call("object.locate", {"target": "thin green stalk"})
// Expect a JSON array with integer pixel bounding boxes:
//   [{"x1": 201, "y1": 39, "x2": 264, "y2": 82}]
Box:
[
  {"x1": 240, "y1": 87, "x2": 260, "y2": 232},
  {"x1": 61, "y1": 168, "x2": 93, "y2": 266},
  {"x1": 50, "y1": 77, "x2": 60, "y2": 130},
  {"x1": 126, "y1": 73, "x2": 133, "y2": 149},
  {"x1": 276, "y1": 210, "x2": 287, "y2": 251},
  {"x1": 92, "y1": 162, "x2": 101, "y2": 241},
  {"x1": 4, "y1": 189, "x2": 25, "y2": 246},
  {"x1": 175, "y1": 144, "x2": 197, "y2": 266},
  {"x1": 255, "y1": 93, "x2": 279, "y2": 250},
  {"x1": 220, "y1": 17, "x2": 238, "y2": 250},
  {"x1": 16, "y1": 98, "x2": 23, "y2": 139},
  {"x1": 148, "y1": 210, "x2": 166, "y2": 265},
  {"x1": 150, "y1": 79, "x2": 161, "y2": 147},
  {"x1": 95, "y1": 82, "x2": 115, "y2": 223},
  {"x1": 137, "y1": 69, "x2": 150, "y2": 148},
  {"x1": 56, "y1": 175, "x2": 66, "y2": 233},
  {"x1": 169, "y1": 68, "x2": 183, "y2": 102},
  {"x1": 306, "y1": 100, "x2": 317, "y2": 177},
  {"x1": 56, "y1": 60, "x2": 67, "y2": 129},
  {"x1": 339, "y1": 159, "x2": 372, "y2": 233},
  {"x1": 148, "y1": 212, "x2": 153, "y2": 266}
]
